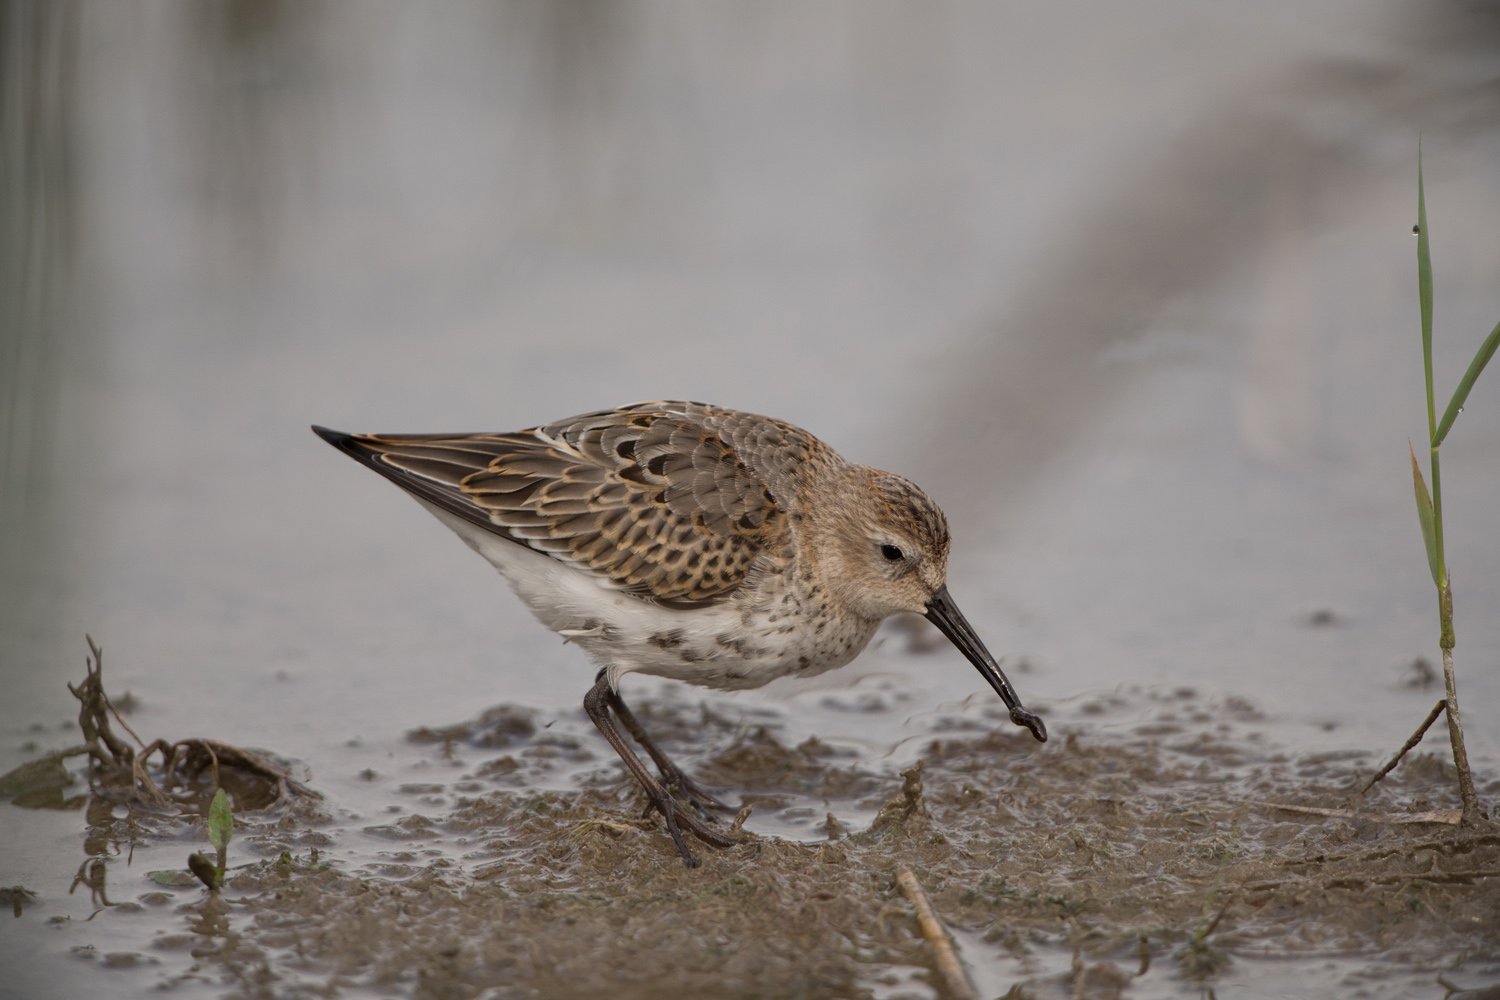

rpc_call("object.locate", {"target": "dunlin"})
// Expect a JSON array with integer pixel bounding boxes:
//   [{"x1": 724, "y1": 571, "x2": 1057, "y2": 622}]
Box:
[{"x1": 314, "y1": 401, "x2": 1045, "y2": 866}]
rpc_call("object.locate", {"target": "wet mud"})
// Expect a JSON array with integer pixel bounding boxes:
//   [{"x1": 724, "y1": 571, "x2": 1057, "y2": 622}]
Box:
[{"x1": 6, "y1": 673, "x2": 1499, "y2": 999}]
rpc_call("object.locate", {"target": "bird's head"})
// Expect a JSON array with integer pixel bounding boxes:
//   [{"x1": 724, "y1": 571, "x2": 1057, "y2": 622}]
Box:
[{"x1": 813, "y1": 467, "x2": 1047, "y2": 743}]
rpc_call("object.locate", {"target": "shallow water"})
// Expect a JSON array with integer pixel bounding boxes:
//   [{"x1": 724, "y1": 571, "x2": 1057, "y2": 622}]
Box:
[{"x1": 3, "y1": 2, "x2": 1500, "y2": 997}]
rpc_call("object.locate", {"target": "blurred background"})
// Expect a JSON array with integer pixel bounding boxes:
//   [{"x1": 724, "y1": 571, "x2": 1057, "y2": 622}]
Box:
[{"x1": 3, "y1": 0, "x2": 1500, "y2": 806}]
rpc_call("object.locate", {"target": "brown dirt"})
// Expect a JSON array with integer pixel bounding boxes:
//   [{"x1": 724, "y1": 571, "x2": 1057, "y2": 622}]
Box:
[
  {"x1": 31, "y1": 687, "x2": 1499, "y2": 1000},
  {"x1": 5, "y1": 653, "x2": 1498, "y2": 998}
]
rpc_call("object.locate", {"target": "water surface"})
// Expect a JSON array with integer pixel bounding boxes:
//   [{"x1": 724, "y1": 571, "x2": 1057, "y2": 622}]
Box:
[{"x1": 3, "y1": 3, "x2": 1500, "y2": 997}]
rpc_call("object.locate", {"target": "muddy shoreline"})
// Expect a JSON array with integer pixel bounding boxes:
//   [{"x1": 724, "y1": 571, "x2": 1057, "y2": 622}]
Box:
[{"x1": 7, "y1": 680, "x2": 1498, "y2": 999}]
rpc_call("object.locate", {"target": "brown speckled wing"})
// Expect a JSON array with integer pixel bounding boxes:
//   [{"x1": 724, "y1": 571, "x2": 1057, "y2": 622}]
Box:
[{"x1": 317, "y1": 402, "x2": 824, "y2": 605}]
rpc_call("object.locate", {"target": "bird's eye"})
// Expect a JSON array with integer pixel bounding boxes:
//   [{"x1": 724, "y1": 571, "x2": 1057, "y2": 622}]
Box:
[{"x1": 881, "y1": 544, "x2": 904, "y2": 562}]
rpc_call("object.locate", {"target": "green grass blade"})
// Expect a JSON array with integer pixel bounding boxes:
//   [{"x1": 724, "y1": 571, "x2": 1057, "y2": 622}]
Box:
[
  {"x1": 208, "y1": 788, "x2": 234, "y2": 853},
  {"x1": 1433, "y1": 317, "x2": 1500, "y2": 447},
  {"x1": 1418, "y1": 144, "x2": 1436, "y2": 439},
  {"x1": 1410, "y1": 445, "x2": 1441, "y2": 589}
]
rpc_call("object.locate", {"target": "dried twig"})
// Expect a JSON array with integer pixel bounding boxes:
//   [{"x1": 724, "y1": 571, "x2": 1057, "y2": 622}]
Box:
[
  {"x1": 105, "y1": 695, "x2": 149, "y2": 751},
  {"x1": 201, "y1": 740, "x2": 221, "y2": 790},
  {"x1": 1247, "y1": 869, "x2": 1500, "y2": 895},
  {"x1": 57, "y1": 638, "x2": 318, "y2": 807},
  {"x1": 69, "y1": 637, "x2": 136, "y2": 768},
  {"x1": 896, "y1": 868, "x2": 977, "y2": 1000},
  {"x1": 129, "y1": 751, "x2": 173, "y2": 808},
  {"x1": 1259, "y1": 801, "x2": 1461, "y2": 825},
  {"x1": 730, "y1": 805, "x2": 753, "y2": 834},
  {"x1": 168, "y1": 738, "x2": 317, "y2": 800},
  {"x1": 1363, "y1": 699, "x2": 1447, "y2": 794},
  {"x1": 1336, "y1": 870, "x2": 1500, "y2": 887}
]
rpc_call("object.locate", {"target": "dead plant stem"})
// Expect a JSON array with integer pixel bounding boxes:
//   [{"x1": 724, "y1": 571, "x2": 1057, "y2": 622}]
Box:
[
  {"x1": 896, "y1": 868, "x2": 977, "y2": 1000},
  {"x1": 1439, "y1": 642, "x2": 1483, "y2": 826},
  {"x1": 1362, "y1": 699, "x2": 1446, "y2": 794}
]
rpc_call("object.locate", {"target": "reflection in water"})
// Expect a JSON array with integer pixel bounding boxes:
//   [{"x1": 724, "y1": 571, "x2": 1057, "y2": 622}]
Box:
[
  {"x1": 912, "y1": 4, "x2": 1500, "y2": 523},
  {"x1": 503, "y1": 0, "x2": 643, "y2": 244},
  {"x1": 911, "y1": 108, "x2": 1338, "y2": 522},
  {"x1": 913, "y1": 77, "x2": 1348, "y2": 518},
  {"x1": 0, "y1": 1, "x2": 78, "y2": 531},
  {"x1": 181, "y1": 0, "x2": 317, "y2": 280},
  {"x1": 68, "y1": 855, "x2": 111, "y2": 912},
  {"x1": 1237, "y1": 170, "x2": 1316, "y2": 460},
  {"x1": 0, "y1": 0, "x2": 83, "y2": 688}
]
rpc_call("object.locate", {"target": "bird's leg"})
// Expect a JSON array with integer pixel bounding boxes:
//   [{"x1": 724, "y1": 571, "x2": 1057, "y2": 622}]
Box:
[
  {"x1": 604, "y1": 684, "x2": 731, "y2": 815},
  {"x1": 583, "y1": 671, "x2": 739, "y2": 867}
]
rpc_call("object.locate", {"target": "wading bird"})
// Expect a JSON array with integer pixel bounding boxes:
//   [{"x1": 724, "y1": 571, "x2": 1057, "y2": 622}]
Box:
[{"x1": 314, "y1": 401, "x2": 1045, "y2": 866}]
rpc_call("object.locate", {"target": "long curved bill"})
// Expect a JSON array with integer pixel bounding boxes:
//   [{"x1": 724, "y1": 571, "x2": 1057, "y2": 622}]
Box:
[{"x1": 924, "y1": 586, "x2": 1047, "y2": 742}]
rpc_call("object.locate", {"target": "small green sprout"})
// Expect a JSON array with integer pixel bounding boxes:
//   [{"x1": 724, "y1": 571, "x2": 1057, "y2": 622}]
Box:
[
  {"x1": 208, "y1": 787, "x2": 234, "y2": 877},
  {"x1": 153, "y1": 787, "x2": 236, "y2": 891}
]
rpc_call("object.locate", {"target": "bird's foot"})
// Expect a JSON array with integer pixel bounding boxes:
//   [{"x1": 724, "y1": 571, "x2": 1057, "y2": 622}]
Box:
[
  {"x1": 660, "y1": 767, "x2": 732, "y2": 819},
  {"x1": 641, "y1": 784, "x2": 743, "y2": 868}
]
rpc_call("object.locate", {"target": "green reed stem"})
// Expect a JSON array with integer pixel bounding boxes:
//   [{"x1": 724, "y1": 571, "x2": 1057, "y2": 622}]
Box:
[{"x1": 1407, "y1": 146, "x2": 1489, "y2": 827}]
